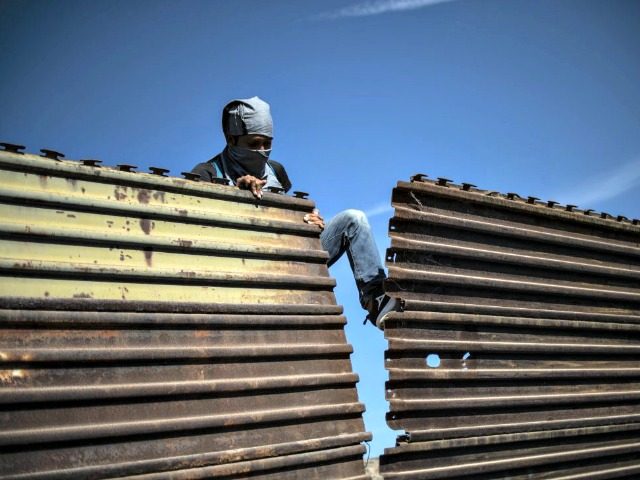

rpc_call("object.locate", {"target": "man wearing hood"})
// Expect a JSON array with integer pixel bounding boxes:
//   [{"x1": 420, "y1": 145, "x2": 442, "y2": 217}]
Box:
[{"x1": 191, "y1": 96, "x2": 396, "y2": 328}]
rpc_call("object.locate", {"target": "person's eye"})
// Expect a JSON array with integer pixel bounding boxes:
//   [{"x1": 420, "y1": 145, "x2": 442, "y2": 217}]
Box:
[{"x1": 249, "y1": 141, "x2": 271, "y2": 150}]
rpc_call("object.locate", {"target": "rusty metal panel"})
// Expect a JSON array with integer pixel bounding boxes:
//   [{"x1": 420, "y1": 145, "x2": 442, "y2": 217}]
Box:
[
  {"x1": 0, "y1": 148, "x2": 371, "y2": 479},
  {"x1": 380, "y1": 177, "x2": 640, "y2": 479}
]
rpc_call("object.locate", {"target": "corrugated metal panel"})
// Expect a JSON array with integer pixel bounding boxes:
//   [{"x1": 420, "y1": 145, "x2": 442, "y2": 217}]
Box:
[
  {"x1": 380, "y1": 177, "x2": 640, "y2": 479},
  {"x1": 0, "y1": 147, "x2": 371, "y2": 479}
]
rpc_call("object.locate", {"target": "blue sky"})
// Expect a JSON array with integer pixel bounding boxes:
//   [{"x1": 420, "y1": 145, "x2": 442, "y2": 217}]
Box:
[{"x1": 2, "y1": 0, "x2": 639, "y2": 457}]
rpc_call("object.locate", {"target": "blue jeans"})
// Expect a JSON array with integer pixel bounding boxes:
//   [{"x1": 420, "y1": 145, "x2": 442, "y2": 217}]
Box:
[{"x1": 320, "y1": 209, "x2": 386, "y2": 308}]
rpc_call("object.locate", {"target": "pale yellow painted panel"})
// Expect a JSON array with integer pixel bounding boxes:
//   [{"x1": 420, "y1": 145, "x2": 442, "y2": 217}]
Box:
[
  {"x1": 0, "y1": 204, "x2": 320, "y2": 250},
  {"x1": 0, "y1": 277, "x2": 336, "y2": 304},
  {"x1": 0, "y1": 240, "x2": 328, "y2": 277},
  {"x1": 1, "y1": 170, "x2": 306, "y2": 223}
]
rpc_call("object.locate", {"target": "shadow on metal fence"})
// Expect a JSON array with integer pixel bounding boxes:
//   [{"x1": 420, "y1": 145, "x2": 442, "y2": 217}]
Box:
[
  {"x1": 0, "y1": 144, "x2": 371, "y2": 480},
  {"x1": 380, "y1": 175, "x2": 640, "y2": 479}
]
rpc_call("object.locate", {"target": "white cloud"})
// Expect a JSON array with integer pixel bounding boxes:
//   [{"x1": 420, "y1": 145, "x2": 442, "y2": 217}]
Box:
[
  {"x1": 317, "y1": 0, "x2": 456, "y2": 19},
  {"x1": 365, "y1": 202, "x2": 394, "y2": 218},
  {"x1": 554, "y1": 158, "x2": 640, "y2": 209}
]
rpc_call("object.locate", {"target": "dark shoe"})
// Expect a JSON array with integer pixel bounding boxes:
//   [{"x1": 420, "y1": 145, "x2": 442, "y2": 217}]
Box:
[{"x1": 364, "y1": 293, "x2": 398, "y2": 329}]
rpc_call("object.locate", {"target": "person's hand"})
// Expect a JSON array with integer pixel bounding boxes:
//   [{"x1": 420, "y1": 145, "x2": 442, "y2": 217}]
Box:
[
  {"x1": 304, "y1": 208, "x2": 325, "y2": 230},
  {"x1": 236, "y1": 175, "x2": 266, "y2": 199}
]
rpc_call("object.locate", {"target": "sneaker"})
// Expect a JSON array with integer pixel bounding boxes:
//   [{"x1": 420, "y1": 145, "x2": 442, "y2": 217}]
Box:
[{"x1": 365, "y1": 294, "x2": 398, "y2": 329}]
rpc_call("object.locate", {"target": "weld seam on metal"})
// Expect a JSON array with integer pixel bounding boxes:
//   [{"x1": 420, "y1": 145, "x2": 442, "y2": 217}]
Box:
[
  {"x1": 388, "y1": 390, "x2": 640, "y2": 410},
  {"x1": 0, "y1": 433, "x2": 372, "y2": 480},
  {"x1": 400, "y1": 300, "x2": 640, "y2": 323},
  {"x1": 0, "y1": 343, "x2": 353, "y2": 362},
  {"x1": 393, "y1": 205, "x2": 640, "y2": 257},
  {"x1": 387, "y1": 367, "x2": 640, "y2": 380},
  {"x1": 381, "y1": 440, "x2": 640, "y2": 479},
  {"x1": 0, "y1": 310, "x2": 347, "y2": 326},
  {"x1": 0, "y1": 222, "x2": 329, "y2": 262},
  {"x1": 120, "y1": 444, "x2": 367, "y2": 480},
  {"x1": 393, "y1": 422, "x2": 640, "y2": 452},
  {"x1": 387, "y1": 337, "x2": 640, "y2": 353},
  {"x1": 389, "y1": 237, "x2": 640, "y2": 280},
  {"x1": 0, "y1": 151, "x2": 314, "y2": 210},
  {"x1": 394, "y1": 181, "x2": 640, "y2": 233},
  {"x1": 0, "y1": 187, "x2": 320, "y2": 236},
  {"x1": 406, "y1": 413, "x2": 640, "y2": 441},
  {"x1": 1, "y1": 259, "x2": 336, "y2": 289},
  {"x1": 388, "y1": 266, "x2": 640, "y2": 302},
  {"x1": 382, "y1": 311, "x2": 640, "y2": 331},
  {"x1": 0, "y1": 372, "x2": 360, "y2": 404},
  {"x1": 545, "y1": 463, "x2": 640, "y2": 480},
  {"x1": 0, "y1": 298, "x2": 344, "y2": 314},
  {"x1": 0, "y1": 402, "x2": 366, "y2": 447}
]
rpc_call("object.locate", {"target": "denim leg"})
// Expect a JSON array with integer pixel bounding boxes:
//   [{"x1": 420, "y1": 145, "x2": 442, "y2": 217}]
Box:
[{"x1": 320, "y1": 209, "x2": 386, "y2": 307}]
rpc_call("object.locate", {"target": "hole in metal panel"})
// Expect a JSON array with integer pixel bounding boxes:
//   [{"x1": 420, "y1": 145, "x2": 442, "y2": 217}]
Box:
[
  {"x1": 461, "y1": 351, "x2": 472, "y2": 370},
  {"x1": 426, "y1": 353, "x2": 440, "y2": 368}
]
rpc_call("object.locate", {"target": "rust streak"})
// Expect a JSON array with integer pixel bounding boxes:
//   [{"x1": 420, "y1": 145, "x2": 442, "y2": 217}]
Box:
[
  {"x1": 153, "y1": 191, "x2": 166, "y2": 203},
  {"x1": 137, "y1": 189, "x2": 151, "y2": 204},
  {"x1": 140, "y1": 218, "x2": 152, "y2": 235},
  {"x1": 143, "y1": 249, "x2": 153, "y2": 267},
  {"x1": 0, "y1": 370, "x2": 26, "y2": 384},
  {"x1": 113, "y1": 187, "x2": 128, "y2": 201}
]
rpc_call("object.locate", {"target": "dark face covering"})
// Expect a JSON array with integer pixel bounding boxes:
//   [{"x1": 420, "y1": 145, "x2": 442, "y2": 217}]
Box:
[{"x1": 223, "y1": 144, "x2": 271, "y2": 180}]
